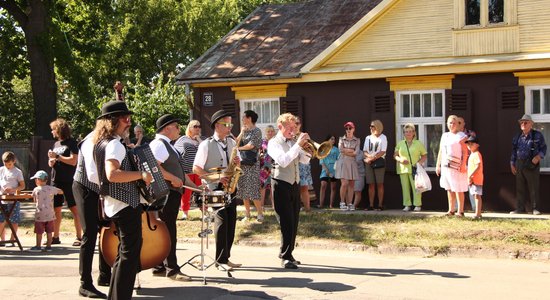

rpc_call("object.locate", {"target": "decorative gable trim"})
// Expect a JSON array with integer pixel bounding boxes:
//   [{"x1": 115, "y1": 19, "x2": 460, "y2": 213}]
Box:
[
  {"x1": 387, "y1": 75, "x2": 455, "y2": 91},
  {"x1": 231, "y1": 84, "x2": 288, "y2": 100},
  {"x1": 514, "y1": 71, "x2": 550, "y2": 86}
]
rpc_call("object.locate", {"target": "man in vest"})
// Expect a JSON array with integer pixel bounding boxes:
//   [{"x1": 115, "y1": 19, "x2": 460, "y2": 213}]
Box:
[
  {"x1": 149, "y1": 114, "x2": 196, "y2": 281},
  {"x1": 73, "y1": 132, "x2": 111, "y2": 298},
  {"x1": 93, "y1": 101, "x2": 152, "y2": 300},
  {"x1": 193, "y1": 110, "x2": 241, "y2": 271},
  {"x1": 267, "y1": 113, "x2": 310, "y2": 269}
]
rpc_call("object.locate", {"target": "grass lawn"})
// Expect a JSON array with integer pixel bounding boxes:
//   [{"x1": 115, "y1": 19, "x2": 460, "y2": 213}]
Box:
[{"x1": 16, "y1": 208, "x2": 550, "y2": 257}]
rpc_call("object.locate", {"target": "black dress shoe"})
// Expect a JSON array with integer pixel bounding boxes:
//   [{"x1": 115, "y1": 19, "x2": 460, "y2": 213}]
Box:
[
  {"x1": 282, "y1": 260, "x2": 298, "y2": 269},
  {"x1": 97, "y1": 277, "x2": 110, "y2": 287},
  {"x1": 152, "y1": 268, "x2": 167, "y2": 277},
  {"x1": 79, "y1": 286, "x2": 107, "y2": 299}
]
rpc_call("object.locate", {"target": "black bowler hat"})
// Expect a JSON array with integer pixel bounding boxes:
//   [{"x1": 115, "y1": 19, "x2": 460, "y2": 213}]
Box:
[
  {"x1": 97, "y1": 101, "x2": 133, "y2": 119},
  {"x1": 210, "y1": 110, "x2": 232, "y2": 129},
  {"x1": 156, "y1": 114, "x2": 181, "y2": 133}
]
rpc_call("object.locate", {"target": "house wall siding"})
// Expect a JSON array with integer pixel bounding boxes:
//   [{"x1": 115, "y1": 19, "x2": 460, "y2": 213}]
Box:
[
  {"x1": 518, "y1": 0, "x2": 550, "y2": 52},
  {"x1": 326, "y1": 0, "x2": 453, "y2": 66}
]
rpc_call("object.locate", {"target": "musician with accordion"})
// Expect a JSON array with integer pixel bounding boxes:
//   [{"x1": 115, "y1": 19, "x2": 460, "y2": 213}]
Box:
[
  {"x1": 92, "y1": 101, "x2": 152, "y2": 300},
  {"x1": 149, "y1": 114, "x2": 196, "y2": 282}
]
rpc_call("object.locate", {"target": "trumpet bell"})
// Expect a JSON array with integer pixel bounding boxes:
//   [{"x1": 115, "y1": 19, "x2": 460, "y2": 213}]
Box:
[{"x1": 304, "y1": 140, "x2": 332, "y2": 160}]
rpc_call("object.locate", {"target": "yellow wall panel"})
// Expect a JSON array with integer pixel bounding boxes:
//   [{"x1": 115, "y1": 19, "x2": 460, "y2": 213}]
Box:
[
  {"x1": 518, "y1": 0, "x2": 550, "y2": 52},
  {"x1": 326, "y1": 0, "x2": 454, "y2": 66}
]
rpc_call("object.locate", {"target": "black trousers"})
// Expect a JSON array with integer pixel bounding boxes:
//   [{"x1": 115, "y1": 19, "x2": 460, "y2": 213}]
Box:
[
  {"x1": 108, "y1": 205, "x2": 142, "y2": 300},
  {"x1": 154, "y1": 190, "x2": 181, "y2": 276},
  {"x1": 272, "y1": 179, "x2": 300, "y2": 260},
  {"x1": 515, "y1": 159, "x2": 541, "y2": 211},
  {"x1": 73, "y1": 181, "x2": 111, "y2": 287},
  {"x1": 213, "y1": 200, "x2": 237, "y2": 264}
]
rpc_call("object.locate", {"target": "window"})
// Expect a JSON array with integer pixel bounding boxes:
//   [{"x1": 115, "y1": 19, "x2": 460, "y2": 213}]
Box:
[
  {"x1": 396, "y1": 90, "x2": 446, "y2": 169},
  {"x1": 464, "y1": 0, "x2": 504, "y2": 26},
  {"x1": 240, "y1": 98, "x2": 280, "y2": 137},
  {"x1": 525, "y1": 86, "x2": 550, "y2": 170}
]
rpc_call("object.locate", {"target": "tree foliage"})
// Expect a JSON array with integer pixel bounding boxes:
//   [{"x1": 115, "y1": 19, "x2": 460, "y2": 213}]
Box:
[{"x1": 0, "y1": 0, "x2": 298, "y2": 141}]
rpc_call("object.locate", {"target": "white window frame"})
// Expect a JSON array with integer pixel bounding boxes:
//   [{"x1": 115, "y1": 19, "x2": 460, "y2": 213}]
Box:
[
  {"x1": 240, "y1": 98, "x2": 280, "y2": 137},
  {"x1": 524, "y1": 85, "x2": 550, "y2": 171},
  {"x1": 396, "y1": 90, "x2": 446, "y2": 171}
]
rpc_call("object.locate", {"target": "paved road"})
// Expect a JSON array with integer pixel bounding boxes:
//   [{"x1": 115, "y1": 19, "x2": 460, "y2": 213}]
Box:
[{"x1": 1, "y1": 235, "x2": 548, "y2": 300}]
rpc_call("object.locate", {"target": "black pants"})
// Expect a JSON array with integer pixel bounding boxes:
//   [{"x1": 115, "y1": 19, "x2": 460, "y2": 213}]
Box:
[
  {"x1": 73, "y1": 182, "x2": 111, "y2": 287},
  {"x1": 213, "y1": 200, "x2": 237, "y2": 264},
  {"x1": 154, "y1": 190, "x2": 181, "y2": 276},
  {"x1": 272, "y1": 179, "x2": 300, "y2": 260},
  {"x1": 108, "y1": 205, "x2": 142, "y2": 300},
  {"x1": 515, "y1": 159, "x2": 541, "y2": 211}
]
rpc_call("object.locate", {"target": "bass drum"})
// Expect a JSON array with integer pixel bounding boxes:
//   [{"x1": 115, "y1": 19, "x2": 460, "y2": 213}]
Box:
[{"x1": 100, "y1": 210, "x2": 171, "y2": 270}]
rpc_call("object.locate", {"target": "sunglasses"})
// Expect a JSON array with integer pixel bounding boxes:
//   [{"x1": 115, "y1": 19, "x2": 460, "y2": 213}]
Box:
[
  {"x1": 370, "y1": 125, "x2": 375, "y2": 128},
  {"x1": 218, "y1": 122, "x2": 233, "y2": 128},
  {"x1": 119, "y1": 116, "x2": 131, "y2": 123},
  {"x1": 193, "y1": 125, "x2": 201, "y2": 128},
  {"x1": 345, "y1": 127, "x2": 353, "y2": 130}
]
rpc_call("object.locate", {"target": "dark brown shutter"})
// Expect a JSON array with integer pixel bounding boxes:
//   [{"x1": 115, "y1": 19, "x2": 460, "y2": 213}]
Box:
[
  {"x1": 280, "y1": 96, "x2": 303, "y2": 116},
  {"x1": 220, "y1": 98, "x2": 240, "y2": 130},
  {"x1": 370, "y1": 91, "x2": 395, "y2": 172},
  {"x1": 497, "y1": 86, "x2": 524, "y2": 172},
  {"x1": 445, "y1": 89, "x2": 472, "y2": 128}
]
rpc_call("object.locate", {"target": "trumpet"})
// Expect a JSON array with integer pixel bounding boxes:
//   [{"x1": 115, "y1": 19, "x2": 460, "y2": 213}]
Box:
[{"x1": 293, "y1": 132, "x2": 332, "y2": 159}]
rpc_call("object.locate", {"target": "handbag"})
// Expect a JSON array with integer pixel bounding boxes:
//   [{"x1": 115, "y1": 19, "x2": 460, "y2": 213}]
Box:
[
  {"x1": 371, "y1": 157, "x2": 385, "y2": 169},
  {"x1": 414, "y1": 163, "x2": 432, "y2": 193},
  {"x1": 240, "y1": 150, "x2": 257, "y2": 165}
]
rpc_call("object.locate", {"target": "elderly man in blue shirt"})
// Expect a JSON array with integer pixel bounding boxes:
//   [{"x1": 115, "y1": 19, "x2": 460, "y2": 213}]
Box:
[{"x1": 510, "y1": 114, "x2": 547, "y2": 215}]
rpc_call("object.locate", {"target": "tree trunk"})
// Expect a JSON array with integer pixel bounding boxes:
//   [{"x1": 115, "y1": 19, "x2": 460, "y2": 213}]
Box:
[{"x1": 24, "y1": 0, "x2": 57, "y2": 139}]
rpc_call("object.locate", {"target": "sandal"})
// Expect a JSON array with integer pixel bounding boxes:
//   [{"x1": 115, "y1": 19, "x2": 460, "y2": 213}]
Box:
[
  {"x1": 72, "y1": 238, "x2": 82, "y2": 247},
  {"x1": 375, "y1": 206, "x2": 384, "y2": 211},
  {"x1": 364, "y1": 206, "x2": 374, "y2": 211},
  {"x1": 444, "y1": 211, "x2": 455, "y2": 217}
]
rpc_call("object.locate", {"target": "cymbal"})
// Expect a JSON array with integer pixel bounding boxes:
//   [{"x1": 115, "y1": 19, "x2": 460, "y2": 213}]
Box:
[
  {"x1": 208, "y1": 167, "x2": 226, "y2": 173},
  {"x1": 200, "y1": 172, "x2": 234, "y2": 182}
]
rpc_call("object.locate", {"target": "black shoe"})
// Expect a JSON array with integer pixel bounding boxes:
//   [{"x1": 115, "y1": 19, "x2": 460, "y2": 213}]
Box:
[
  {"x1": 97, "y1": 277, "x2": 110, "y2": 287},
  {"x1": 152, "y1": 268, "x2": 167, "y2": 277},
  {"x1": 50, "y1": 237, "x2": 61, "y2": 245},
  {"x1": 79, "y1": 286, "x2": 107, "y2": 299},
  {"x1": 282, "y1": 259, "x2": 298, "y2": 269}
]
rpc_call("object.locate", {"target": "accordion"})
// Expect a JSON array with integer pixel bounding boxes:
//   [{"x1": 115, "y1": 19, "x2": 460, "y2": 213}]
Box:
[
  {"x1": 128, "y1": 145, "x2": 170, "y2": 209},
  {"x1": 445, "y1": 155, "x2": 462, "y2": 171}
]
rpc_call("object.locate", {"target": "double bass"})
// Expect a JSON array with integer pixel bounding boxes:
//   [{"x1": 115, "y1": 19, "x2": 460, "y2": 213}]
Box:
[{"x1": 100, "y1": 208, "x2": 171, "y2": 270}]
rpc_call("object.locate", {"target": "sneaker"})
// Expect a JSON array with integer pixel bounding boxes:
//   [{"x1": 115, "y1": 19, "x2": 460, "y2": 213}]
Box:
[
  {"x1": 29, "y1": 246, "x2": 42, "y2": 252},
  {"x1": 509, "y1": 210, "x2": 522, "y2": 214},
  {"x1": 241, "y1": 216, "x2": 250, "y2": 222},
  {"x1": 180, "y1": 214, "x2": 188, "y2": 221},
  {"x1": 339, "y1": 202, "x2": 346, "y2": 210},
  {"x1": 348, "y1": 204, "x2": 355, "y2": 211},
  {"x1": 403, "y1": 206, "x2": 412, "y2": 211},
  {"x1": 43, "y1": 246, "x2": 52, "y2": 252},
  {"x1": 257, "y1": 215, "x2": 264, "y2": 222},
  {"x1": 413, "y1": 206, "x2": 422, "y2": 212},
  {"x1": 533, "y1": 209, "x2": 541, "y2": 215}
]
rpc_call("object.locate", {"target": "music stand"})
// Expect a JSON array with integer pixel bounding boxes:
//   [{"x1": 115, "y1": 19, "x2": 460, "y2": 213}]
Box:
[{"x1": 180, "y1": 183, "x2": 232, "y2": 284}]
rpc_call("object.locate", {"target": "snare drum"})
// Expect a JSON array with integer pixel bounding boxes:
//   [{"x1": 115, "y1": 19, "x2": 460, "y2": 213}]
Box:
[{"x1": 192, "y1": 191, "x2": 229, "y2": 207}]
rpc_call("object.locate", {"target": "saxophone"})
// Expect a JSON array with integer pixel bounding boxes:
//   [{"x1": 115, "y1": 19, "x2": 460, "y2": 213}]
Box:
[{"x1": 224, "y1": 134, "x2": 243, "y2": 194}]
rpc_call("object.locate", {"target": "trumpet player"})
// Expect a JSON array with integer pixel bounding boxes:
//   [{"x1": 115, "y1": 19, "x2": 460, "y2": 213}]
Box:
[{"x1": 267, "y1": 113, "x2": 311, "y2": 269}]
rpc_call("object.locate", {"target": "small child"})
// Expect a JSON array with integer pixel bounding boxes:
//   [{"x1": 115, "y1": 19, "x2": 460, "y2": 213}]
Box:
[
  {"x1": 0, "y1": 151, "x2": 25, "y2": 245},
  {"x1": 465, "y1": 136, "x2": 484, "y2": 219},
  {"x1": 30, "y1": 170, "x2": 63, "y2": 252}
]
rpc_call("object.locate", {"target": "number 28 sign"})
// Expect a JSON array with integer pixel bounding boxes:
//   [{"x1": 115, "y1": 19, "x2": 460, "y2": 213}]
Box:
[{"x1": 203, "y1": 92, "x2": 213, "y2": 107}]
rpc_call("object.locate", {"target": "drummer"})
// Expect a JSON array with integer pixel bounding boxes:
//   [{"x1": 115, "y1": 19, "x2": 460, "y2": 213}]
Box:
[
  {"x1": 193, "y1": 110, "x2": 241, "y2": 271},
  {"x1": 149, "y1": 114, "x2": 197, "y2": 281}
]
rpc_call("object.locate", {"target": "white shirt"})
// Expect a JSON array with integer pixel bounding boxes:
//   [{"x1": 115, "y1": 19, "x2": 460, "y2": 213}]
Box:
[
  {"x1": 75, "y1": 133, "x2": 99, "y2": 185},
  {"x1": 194, "y1": 132, "x2": 232, "y2": 169},
  {"x1": 149, "y1": 134, "x2": 178, "y2": 164},
  {"x1": 267, "y1": 132, "x2": 310, "y2": 168},
  {"x1": 363, "y1": 134, "x2": 388, "y2": 158},
  {"x1": 103, "y1": 137, "x2": 129, "y2": 217}
]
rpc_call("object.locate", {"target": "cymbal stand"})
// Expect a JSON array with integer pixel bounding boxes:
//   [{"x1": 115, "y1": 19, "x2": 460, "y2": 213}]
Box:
[{"x1": 180, "y1": 185, "x2": 222, "y2": 285}]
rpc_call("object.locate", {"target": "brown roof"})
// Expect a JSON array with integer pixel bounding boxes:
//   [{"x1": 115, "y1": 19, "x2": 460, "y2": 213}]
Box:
[{"x1": 176, "y1": 0, "x2": 383, "y2": 83}]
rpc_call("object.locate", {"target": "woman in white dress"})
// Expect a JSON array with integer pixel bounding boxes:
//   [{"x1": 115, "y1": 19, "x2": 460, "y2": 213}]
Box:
[{"x1": 436, "y1": 115, "x2": 469, "y2": 216}]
